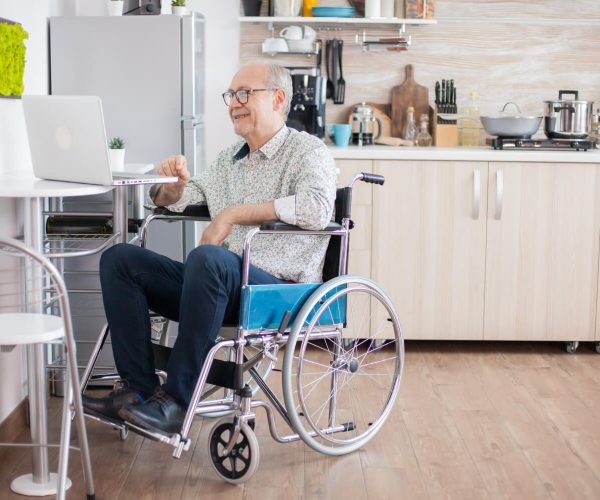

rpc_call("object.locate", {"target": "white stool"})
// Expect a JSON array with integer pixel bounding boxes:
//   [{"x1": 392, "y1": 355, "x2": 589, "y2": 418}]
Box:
[{"x1": 0, "y1": 237, "x2": 95, "y2": 500}]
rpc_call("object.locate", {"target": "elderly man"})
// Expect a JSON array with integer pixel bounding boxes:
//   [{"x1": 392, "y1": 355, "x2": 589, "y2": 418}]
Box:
[{"x1": 83, "y1": 62, "x2": 337, "y2": 434}]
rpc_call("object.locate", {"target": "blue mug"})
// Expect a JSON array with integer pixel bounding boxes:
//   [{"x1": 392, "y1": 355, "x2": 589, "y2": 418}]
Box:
[{"x1": 331, "y1": 124, "x2": 352, "y2": 147}]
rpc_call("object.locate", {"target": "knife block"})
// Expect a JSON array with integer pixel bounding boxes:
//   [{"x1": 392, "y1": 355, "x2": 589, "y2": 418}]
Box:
[{"x1": 431, "y1": 106, "x2": 458, "y2": 147}]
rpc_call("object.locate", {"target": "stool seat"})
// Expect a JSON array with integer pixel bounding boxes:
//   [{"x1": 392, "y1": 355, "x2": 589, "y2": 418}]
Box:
[{"x1": 0, "y1": 313, "x2": 65, "y2": 345}]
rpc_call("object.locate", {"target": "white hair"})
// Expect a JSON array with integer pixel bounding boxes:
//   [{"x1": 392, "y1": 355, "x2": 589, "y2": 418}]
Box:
[{"x1": 264, "y1": 63, "x2": 293, "y2": 118}]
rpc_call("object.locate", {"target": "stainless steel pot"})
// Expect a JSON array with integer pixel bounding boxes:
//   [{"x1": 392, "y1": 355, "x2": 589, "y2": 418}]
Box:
[
  {"x1": 480, "y1": 102, "x2": 542, "y2": 138},
  {"x1": 544, "y1": 90, "x2": 593, "y2": 139}
]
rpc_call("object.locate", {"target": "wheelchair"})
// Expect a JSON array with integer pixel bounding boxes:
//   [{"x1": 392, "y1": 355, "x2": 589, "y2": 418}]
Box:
[{"x1": 81, "y1": 172, "x2": 405, "y2": 484}]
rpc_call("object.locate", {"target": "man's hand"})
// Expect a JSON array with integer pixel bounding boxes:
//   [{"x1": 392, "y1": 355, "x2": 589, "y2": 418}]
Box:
[
  {"x1": 198, "y1": 202, "x2": 276, "y2": 246},
  {"x1": 154, "y1": 155, "x2": 190, "y2": 206},
  {"x1": 200, "y1": 210, "x2": 233, "y2": 246}
]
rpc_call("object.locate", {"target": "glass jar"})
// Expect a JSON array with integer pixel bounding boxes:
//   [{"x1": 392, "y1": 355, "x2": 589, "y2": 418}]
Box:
[
  {"x1": 403, "y1": 106, "x2": 417, "y2": 142},
  {"x1": 416, "y1": 114, "x2": 432, "y2": 147}
]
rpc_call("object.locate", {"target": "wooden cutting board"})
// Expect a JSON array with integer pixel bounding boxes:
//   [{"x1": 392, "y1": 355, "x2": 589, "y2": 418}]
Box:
[{"x1": 391, "y1": 64, "x2": 430, "y2": 138}]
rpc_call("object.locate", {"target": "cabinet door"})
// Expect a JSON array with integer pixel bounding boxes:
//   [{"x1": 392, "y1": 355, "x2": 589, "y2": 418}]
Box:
[
  {"x1": 484, "y1": 162, "x2": 600, "y2": 341},
  {"x1": 372, "y1": 161, "x2": 488, "y2": 340}
]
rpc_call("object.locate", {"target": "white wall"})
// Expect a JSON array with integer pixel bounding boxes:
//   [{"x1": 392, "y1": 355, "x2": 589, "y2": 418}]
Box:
[{"x1": 0, "y1": 0, "x2": 54, "y2": 423}]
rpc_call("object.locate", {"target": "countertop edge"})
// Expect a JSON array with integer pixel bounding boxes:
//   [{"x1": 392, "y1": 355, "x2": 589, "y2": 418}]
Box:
[{"x1": 328, "y1": 146, "x2": 600, "y2": 163}]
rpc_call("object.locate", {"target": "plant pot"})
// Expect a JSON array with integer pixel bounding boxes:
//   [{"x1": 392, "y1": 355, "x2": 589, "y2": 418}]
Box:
[
  {"x1": 108, "y1": 148, "x2": 126, "y2": 171},
  {"x1": 172, "y1": 6, "x2": 187, "y2": 15},
  {"x1": 107, "y1": 0, "x2": 124, "y2": 16},
  {"x1": 242, "y1": 0, "x2": 262, "y2": 16}
]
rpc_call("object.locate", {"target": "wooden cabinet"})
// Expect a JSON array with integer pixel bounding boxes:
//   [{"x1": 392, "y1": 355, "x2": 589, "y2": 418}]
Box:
[
  {"x1": 369, "y1": 159, "x2": 600, "y2": 342},
  {"x1": 372, "y1": 160, "x2": 488, "y2": 340},
  {"x1": 484, "y1": 162, "x2": 600, "y2": 341}
]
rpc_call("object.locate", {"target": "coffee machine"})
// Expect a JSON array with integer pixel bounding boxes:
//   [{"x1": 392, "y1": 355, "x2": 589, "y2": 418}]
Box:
[{"x1": 286, "y1": 73, "x2": 326, "y2": 139}]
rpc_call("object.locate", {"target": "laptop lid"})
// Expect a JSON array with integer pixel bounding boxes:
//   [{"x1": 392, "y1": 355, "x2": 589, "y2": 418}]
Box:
[
  {"x1": 22, "y1": 95, "x2": 177, "y2": 187},
  {"x1": 22, "y1": 95, "x2": 119, "y2": 185}
]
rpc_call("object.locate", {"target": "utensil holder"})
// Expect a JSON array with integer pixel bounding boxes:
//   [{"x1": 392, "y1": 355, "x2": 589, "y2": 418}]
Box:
[{"x1": 430, "y1": 106, "x2": 458, "y2": 147}]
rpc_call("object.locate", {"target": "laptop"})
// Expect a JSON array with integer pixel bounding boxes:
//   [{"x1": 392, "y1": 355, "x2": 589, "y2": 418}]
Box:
[{"x1": 22, "y1": 95, "x2": 178, "y2": 186}]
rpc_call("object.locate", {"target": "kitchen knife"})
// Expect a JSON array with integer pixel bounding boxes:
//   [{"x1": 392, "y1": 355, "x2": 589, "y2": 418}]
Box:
[
  {"x1": 435, "y1": 81, "x2": 440, "y2": 106},
  {"x1": 441, "y1": 79, "x2": 446, "y2": 109}
]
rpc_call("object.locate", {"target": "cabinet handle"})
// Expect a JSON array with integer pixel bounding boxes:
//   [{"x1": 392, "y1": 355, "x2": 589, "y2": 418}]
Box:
[
  {"x1": 472, "y1": 169, "x2": 480, "y2": 220},
  {"x1": 495, "y1": 169, "x2": 503, "y2": 220}
]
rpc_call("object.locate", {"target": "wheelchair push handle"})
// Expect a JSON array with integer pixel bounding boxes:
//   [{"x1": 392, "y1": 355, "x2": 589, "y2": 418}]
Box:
[
  {"x1": 358, "y1": 173, "x2": 385, "y2": 185},
  {"x1": 347, "y1": 172, "x2": 384, "y2": 189}
]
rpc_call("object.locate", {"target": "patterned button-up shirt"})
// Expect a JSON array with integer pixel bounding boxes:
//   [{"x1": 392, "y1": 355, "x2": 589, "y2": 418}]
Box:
[{"x1": 156, "y1": 126, "x2": 337, "y2": 283}]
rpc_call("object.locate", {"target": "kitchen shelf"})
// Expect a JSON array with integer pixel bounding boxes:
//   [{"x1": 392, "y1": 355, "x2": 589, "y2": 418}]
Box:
[
  {"x1": 239, "y1": 16, "x2": 437, "y2": 27},
  {"x1": 263, "y1": 50, "x2": 319, "y2": 56}
]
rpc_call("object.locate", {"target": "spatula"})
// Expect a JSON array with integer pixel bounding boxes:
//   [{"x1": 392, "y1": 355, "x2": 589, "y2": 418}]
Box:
[
  {"x1": 325, "y1": 40, "x2": 334, "y2": 99},
  {"x1": 335, "y1": 39, "x2": 345, "y2": 104}
]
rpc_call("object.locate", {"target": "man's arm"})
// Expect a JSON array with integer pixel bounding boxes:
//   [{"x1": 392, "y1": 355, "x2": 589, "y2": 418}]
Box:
[
  {"x1": 200, "y1": 202, "x2": 276, "y2": 246},
  {"x1": 151, "y1": 155, "x2": 191, "y2": 207}
]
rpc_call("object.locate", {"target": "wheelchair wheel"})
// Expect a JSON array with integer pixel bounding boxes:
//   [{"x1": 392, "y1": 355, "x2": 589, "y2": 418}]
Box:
[
  {"x1": 208, "y1": 417, "x2": 259, "y2": 484},
  {"x1": 282, "y1": 275, "x2": 404, "y2": 456}
]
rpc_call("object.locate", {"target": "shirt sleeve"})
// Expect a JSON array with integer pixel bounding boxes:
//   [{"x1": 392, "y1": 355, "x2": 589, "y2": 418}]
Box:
[
  {"x1": 274, "y1": 145, "x2": 337, "y2": 230},
  {"x1": 147, "y1": 175, "x2": 207, "y2": 212}
]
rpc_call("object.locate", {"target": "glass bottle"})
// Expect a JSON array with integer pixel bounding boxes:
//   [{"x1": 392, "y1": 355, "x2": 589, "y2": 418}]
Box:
[
  {"x1": 460, "y1": 91, "x2": 481, "y2": 147},
  {"x1": 416, "y1": 114, "x2": 432, "y2": 147},
  {"x1": 403, "y1": 106, "x2": 417, "y2": 142}
]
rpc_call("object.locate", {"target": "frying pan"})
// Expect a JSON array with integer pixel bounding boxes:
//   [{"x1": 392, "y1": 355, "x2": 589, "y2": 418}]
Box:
[{"x1": 480, "y1": 102, "x2": 542, "y2": 138}]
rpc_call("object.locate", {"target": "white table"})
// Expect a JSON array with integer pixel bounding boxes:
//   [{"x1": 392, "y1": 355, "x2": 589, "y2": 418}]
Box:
[{"x1": 0, "y1": 171, "x2": 112, "y2": 496}]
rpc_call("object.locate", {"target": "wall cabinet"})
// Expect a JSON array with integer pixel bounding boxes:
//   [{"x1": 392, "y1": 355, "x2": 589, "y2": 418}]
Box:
[{"x1": 367, "y1": 159, "x2": 600, "y2": 342}]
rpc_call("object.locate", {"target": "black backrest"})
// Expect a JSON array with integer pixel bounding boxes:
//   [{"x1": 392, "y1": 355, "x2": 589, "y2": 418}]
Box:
[{"x1": 322, "y1": 187, "x2": 353, "y2": 282}]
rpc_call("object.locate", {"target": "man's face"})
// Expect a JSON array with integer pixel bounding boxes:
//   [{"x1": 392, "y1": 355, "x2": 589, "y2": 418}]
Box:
[{"x1": 227, "y1": 65, "x2": 281, "y2": 139}]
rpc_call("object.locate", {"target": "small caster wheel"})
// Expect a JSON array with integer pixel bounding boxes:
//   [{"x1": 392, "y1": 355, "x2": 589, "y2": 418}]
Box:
[
  {"x1": 595, "y1": 342, "x2": 600, "y2": 354},
  {"x1": 342, "y1": 339, "x2": 357, "y2": 351},
  {"x1": 119, "y1": 426, "x2": 128, "y2": 441},
  {"x1": 209, "y1": 417, "x2": 259, "y2": 484},
  {"x1": 565, "y1": 341, "x2": 579, "y2": 354},
  {"x1": 371, "y1": 338, "x2": 387, "y2": 349}
]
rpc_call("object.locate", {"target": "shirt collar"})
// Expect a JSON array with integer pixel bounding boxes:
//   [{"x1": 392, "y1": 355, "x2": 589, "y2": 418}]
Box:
[{"x1": 233, "y1": 125, "x2": 290, "y2": 162}]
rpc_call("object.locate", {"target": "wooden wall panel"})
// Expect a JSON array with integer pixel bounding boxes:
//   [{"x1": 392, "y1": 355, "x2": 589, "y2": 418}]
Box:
[{"x1": 240, "y1": 0, "x2": 600, "y2": 126}]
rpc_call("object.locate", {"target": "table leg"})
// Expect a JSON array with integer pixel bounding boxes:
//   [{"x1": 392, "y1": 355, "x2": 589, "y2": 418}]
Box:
[
  {"x1": 10, "y1": 197, "x2": 69, "y2": 496},
  {"x1": 113, "y1": 186, "x2": 128, "y2": 244}
]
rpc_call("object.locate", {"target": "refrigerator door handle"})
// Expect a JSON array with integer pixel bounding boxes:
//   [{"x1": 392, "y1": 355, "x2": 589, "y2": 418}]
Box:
[{"x1": 181, "y1": 115, "x2": 204, "y2": 129}]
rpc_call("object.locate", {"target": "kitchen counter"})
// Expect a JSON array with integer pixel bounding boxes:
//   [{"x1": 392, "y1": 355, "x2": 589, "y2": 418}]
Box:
[{"x1": 328, "y1": 145, "x2": 600, "y2": 163}]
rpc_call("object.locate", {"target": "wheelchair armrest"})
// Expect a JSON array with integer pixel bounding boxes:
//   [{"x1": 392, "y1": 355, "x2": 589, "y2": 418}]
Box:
[
  {"x1": 260, "y1": 220, "x2": 343, "y2": 232},
  {"x1": 152, "y1": 204, "x2": 211, "y2": 220}
]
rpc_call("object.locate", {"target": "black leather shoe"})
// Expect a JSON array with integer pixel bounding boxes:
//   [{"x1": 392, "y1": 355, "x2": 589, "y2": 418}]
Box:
[
  {"x1": 119, "y1": 387, "x2": 185, "y2": 434},
  {"x1": 82, "y1": 381, "x2": 144, "y2": 423}
]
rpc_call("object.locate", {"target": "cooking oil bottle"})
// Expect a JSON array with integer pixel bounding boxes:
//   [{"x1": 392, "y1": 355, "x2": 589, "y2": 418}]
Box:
[{"x1": 460, "y1": 91, "x2": 482, "y2": 147}]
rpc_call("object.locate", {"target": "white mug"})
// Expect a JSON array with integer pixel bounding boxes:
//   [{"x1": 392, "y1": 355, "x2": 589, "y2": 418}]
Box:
[
  {"x1": 303, "y1": 25, "x2": 316, "y2": 40},
  {"x1": 280, "y1": 25, "x2": 303, "y2": 41},
  {"x1": 262, "y1": 37, "x2": 288, "y2": 54}
]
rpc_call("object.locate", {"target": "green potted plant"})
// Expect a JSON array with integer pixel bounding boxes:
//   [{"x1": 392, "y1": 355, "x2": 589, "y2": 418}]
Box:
[
  {"x1": 171, "y1": 0, "x2": 187, "y2": 15},
  {"x1": 107, "y1": 0, "x2": 124, "y2": 16},
  {"x1": 108, "y1": 137, "x2": 125, "y2": 171}
]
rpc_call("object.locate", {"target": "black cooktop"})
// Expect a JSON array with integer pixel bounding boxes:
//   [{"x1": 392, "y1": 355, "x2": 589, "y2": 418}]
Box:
[{"x1": 491, "y1": 137, "x2": 595, "y2": 151}]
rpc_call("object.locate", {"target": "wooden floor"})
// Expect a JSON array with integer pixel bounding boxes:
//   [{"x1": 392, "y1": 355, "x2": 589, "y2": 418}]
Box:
[{"x1": 1, "y1": 340, "x2": 600, "y2": 499}]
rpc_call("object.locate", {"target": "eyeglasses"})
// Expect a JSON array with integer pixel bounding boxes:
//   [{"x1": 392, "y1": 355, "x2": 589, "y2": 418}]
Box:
[{"x1": 222, "y1": 88, "x2": 276, "y2": 106}]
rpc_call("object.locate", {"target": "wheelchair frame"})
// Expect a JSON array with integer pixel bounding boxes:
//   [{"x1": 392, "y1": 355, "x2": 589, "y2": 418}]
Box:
[{"x1": 80, "y1": 172, "x2": 404, "y2": 483}]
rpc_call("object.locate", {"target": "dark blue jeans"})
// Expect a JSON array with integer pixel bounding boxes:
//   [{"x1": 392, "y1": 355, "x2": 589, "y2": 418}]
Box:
[{"x1": 99, "y1": 243, "x2": 286, "y2": 407}]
